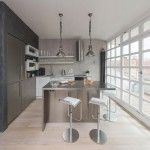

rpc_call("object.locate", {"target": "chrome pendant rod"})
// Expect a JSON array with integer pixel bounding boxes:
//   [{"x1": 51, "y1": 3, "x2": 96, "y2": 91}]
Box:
[
  {"x1": 56, "y1": 13, "x2": 65, "y2": 56},
  {"x1": 59, "y1": 13, "x2": 63, "y2": 50},
  {"x1": 86, "y1": 13, "x2": 95, "y2": 56},
  {"x1": 89, "y1": 13, "x2": 92, "y2": 46}
]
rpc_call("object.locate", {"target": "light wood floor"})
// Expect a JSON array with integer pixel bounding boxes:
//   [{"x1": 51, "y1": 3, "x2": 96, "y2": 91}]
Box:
[{"x1": 0, "y1": 99, "x2": 150, "y2": 150}]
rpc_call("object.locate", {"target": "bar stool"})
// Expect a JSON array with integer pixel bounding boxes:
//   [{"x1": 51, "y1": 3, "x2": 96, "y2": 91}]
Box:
[
  {"x1": 89, "y1": 97, "x2": 107, "y2": 144},
  {"x1": 102, "y1": 92, "x2": 117, "y2": 122},
  {"x1": 59, "y1": 97, "x2": 81, "y2": 143}
]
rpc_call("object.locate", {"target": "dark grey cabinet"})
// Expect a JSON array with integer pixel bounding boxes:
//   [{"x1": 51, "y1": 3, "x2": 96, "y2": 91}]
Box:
[
  {"x1": 21, "y1": 78, "x2": 36, "y2": 110},
  {"x1": 6, "y1": 34, "x2": 26, "y2": 123},
  {"x1": 7, "y1": 34, "x2": 25, "y2": 84},
  {"x1": 7, "y1": 82, "x2": 20, "y2": 123},
  {"x1": 100, "y1": 51, "x2": 106, "y2": 84},
  {"x1": 0, "y1": 2, "x2": 39, "y2": 132}
]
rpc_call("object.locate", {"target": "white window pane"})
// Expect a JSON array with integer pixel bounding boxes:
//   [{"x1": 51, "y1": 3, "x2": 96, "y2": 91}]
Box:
[
  {"x1": 116, "y1": 36, "x2": 121, "y2": 47},
  {"x1": 111, "y1": 49, "x2": 115, "y2": 57},
  {"x1": 111, "y1": 58, "x2": 115, "y2": 67},
  {"x1": 123, "y1": 45, "x2": 129, "y2": 55},
  {"x1": 130, "y1": 95, "x2": 139, "y2": 110},
  {"x1": 143, "y1": 37, "x2": 150, "y2": 50},
  {"x1": 143, "y1": 84, "x2": 150, "y2": 102},
  {"x1": 122, "y1": 55, "x2": 129, "y2": 67},
  {"x1": 143, "y1": 52, "x2": 150, "y2": 66},
  {"x1": 116, "y1": 88, "x2": 121, "y2": 99},
  {"x1": 130, "y1": 82, "x2": 139, "y2": 96},
  {"x1": 144, "y1": 20, "x2": 150, "y2": 32},
  {"x1": 111, "y1": 77, "x2": 115, "y2": 85},
  {"x1": 116, "y1": 68, "x2": 121, "y2": 77},
  {"x1": 143, "y1": 69, "x2": 150, "y2": 84},
  {"x1": 130, "y1": 68, "x2": 139, "y2": 81},
  {"x1": 107, "y1": 42, "x2": 111, "y2": 50},
  {"x1": 122, "y1": 92, "x2": 129, "y2": 103},
  {"x1": 123, "y1": 68, "x2": 129, "y2": 79},
  {"x1": 123, "y1": 80, "x2": 129, "y2": 92},
  {"x1": 130, "y1": 41, "x2": 139, "y2": 53},
  {"x1": 123, "y1": 32, "x2": 129, "y2": 42},
  {"x1": 131, "y1": 27, "x2": 139, "y2": 38},
  {"x1": 107, "y1": 50, "x2": 111, "y2": 58},
  {"x1": 142, "y1": 101, "x2": 150, "y2": 117},
  {"x1": 107, "y1": 68, "x2": 111, "y2": 75},
  {"x1": 130, "y1": 54, "x2": 139, "y2": 67},
  {"x1": 111, "y1": 68, "x2": 115, "y2": 76},
  {"x1": 116, "y1": 57, "x2": 121, "y2": 67},
  {"x1": 106, "y1": 59, "x2": 110, "y2": 67},
  {"x1": 111, "y1": 40, "x2": 115, "y2": 48},
  {"x1": 107, "y1": 76, "x2": 111, "y2": 84},
  {"x1": 116, "y1": 78, "x2": 121, "y2": 87},
  {"x1": 116, "y1": 47, "x2": 121, "y2": 56}
]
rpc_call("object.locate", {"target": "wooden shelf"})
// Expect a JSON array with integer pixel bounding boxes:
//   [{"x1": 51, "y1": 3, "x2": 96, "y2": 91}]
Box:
[
  {"x1": 39, "y1": 62, "x2": 75, "y2": 65},
  {"x1": 39, "y1": 56, "x2": 75, "y2": 59}
]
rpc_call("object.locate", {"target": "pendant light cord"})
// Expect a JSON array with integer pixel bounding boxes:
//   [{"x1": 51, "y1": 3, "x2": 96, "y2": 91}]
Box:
[
  {"x1": 86, "y1": 13, "x2": 95, "y2": 56},
  {"x1": 59, "y1": 13, "x2": 63, "y2": 50},
  {"x1": 89, "y1": 13, "x2": 92, "y2": 46},
  {"x1": 89, "y1": 15, "x2": 92, "y2": 45}
]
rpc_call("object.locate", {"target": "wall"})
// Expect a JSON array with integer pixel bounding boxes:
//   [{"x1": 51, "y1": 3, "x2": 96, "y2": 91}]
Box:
[{"x1": 39, "y1": 39, "x2": 106, "y2": 81}]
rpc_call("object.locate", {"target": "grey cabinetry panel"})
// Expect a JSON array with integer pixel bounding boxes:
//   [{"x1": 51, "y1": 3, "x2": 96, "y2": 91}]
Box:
[
  {"x1": 7, "y1": 82, "x2": 20, "y2": 124},
  {"x1": 7, "y1": 34, "x2": 21, "y2": 84},
  {"x1": 0, "y1": 2, "x2": 39, "y2": 132},
  {"x1": 21, "y1": 43, "x2": 26, "y2": 81},
  {"x1": 7, "y1": 34, "x2": 25, "y2": 84},
  {"x1": 21, "y1": 78, "x2": 36, "y2": 110},
  {"x1": 29, "y1": 78, "x2": 36, "y2": 101}
]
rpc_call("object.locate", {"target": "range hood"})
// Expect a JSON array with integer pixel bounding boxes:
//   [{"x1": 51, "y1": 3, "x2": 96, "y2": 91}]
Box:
[{"x1": 76, "y1": 40, "x2": 84, "y2": 62}]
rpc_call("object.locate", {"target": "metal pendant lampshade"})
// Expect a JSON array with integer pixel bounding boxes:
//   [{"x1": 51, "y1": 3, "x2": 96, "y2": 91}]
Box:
[
  {"x1": 56, "y1": 13, "x2": 66, "y2": 57},
  {"x1": 86, "y1": 13, "x2": 95, "y2": 57}
]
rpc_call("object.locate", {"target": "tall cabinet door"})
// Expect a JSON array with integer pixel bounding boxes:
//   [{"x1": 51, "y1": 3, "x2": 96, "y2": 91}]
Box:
[
  {"x1": 7, "y1": 34, "x2": 21, "y2": 84},
  {"x1": 21, "y1": 78, "x2": 36, "y2": 110},
  {"x1": 6, "y1": 34, "x2": 25, "y2": 124},
  {"x1": 7, "y1": 82, "x2": 20, "y2": 123}
]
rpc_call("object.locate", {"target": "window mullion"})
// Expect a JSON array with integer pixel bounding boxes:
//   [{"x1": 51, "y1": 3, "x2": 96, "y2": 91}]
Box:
[{"x1": 139, "y1": 23, "x2": 143, "y2": 113}]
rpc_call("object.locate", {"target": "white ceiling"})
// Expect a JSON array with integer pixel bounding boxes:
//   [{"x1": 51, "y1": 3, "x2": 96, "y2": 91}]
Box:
[{"x1": 2, "y1": 0, "x2": 150, "y2": 40}]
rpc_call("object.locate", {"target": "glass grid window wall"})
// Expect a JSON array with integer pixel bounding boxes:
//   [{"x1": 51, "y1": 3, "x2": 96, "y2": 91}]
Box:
[{"x1": 106, "y1": 18, "x2": 150, "y2": 119}]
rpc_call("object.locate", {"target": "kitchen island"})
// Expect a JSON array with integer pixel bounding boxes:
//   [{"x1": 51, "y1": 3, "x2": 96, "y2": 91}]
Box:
[{"x1": 42, "y1": 81, "x2": 115, "y2": 131}]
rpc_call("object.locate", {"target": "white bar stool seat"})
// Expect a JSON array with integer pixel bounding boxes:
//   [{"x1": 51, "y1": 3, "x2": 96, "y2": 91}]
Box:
[
  {"x1": 60, "y1": 97, "x2": 81, "y2": 107},
  {"x1": 89, "y1": 97, "x2": 107, "y2": 107},
  {"x1": 59, "y1": 97, "x2": 81, "y2": 143}
]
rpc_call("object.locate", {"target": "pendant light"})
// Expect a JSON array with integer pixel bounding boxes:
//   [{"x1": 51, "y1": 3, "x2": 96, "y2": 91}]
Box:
[
  {"x1": 56, "y1": 13, "x2": 66, "y2": 57},
  {"x1": 86, "y1": 13, "x2": 95, "y2": 57}
]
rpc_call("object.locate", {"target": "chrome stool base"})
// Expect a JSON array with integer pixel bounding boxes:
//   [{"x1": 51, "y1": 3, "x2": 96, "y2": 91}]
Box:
[
  {"x1": 89, "y1": 129, "x2": 107, "y2": 144},
  {"x1": 63, "y1": 128, "x2": 79, "y2": 143}
]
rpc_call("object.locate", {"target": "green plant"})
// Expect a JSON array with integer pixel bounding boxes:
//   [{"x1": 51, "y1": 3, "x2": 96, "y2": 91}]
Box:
[{"x1": 85, "y1": 70, "x2": 90, "y2": 74}]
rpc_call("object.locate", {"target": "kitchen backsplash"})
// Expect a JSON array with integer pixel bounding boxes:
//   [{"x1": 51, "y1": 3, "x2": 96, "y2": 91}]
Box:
[{"x1": 39, "y1": 39, "x2": 106, "y2": 81}]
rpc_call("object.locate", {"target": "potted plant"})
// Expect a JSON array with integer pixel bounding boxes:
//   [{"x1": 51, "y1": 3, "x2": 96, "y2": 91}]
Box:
[{"x1": 85, "y1": 70, "x2": 90, "y2": 76}]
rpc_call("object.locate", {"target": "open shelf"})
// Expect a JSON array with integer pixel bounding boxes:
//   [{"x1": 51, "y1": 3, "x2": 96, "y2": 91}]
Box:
[
  {"x1": 39, "y1": 56, "x2": 75, "y2": 59},
  {"x1": 39, "y1": 55, "x2": 76, "y2": 65},
  {"x1": 39, "y1": 62, "x2": 75, "y2": 65}
]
